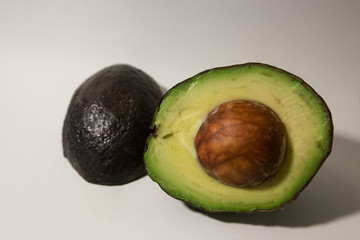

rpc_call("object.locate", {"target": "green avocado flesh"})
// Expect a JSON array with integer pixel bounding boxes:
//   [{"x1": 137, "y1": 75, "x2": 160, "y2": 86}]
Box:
[{"x1": 144, "y1": 63, "x2": 333, "y2": 212}]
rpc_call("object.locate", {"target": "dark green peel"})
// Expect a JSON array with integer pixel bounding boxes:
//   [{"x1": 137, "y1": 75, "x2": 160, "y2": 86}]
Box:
[{"x1": 63, "y1": 64, "x2": 162, "y2": 185}]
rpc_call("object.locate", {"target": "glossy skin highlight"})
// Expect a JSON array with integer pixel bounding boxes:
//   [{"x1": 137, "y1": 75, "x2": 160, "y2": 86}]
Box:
[{"x1": 194, "y1": 100, "x2": 287, "y2": 187}]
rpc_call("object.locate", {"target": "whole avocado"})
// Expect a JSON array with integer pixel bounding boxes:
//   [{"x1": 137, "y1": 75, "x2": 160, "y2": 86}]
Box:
[{"x1": 62, "y1": 64, "x2": 162, "y2": 185}]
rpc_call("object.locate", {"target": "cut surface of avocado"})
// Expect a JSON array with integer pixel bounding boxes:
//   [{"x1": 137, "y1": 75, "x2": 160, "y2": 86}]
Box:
[{"x1": 144, "y1": 63, "x2": 333, "y2": 212}]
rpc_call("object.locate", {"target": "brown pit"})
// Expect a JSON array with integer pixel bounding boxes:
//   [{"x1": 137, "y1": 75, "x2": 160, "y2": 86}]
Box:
[{"x1": 194, "y1": 100, "x2": 286, "y2": 187}]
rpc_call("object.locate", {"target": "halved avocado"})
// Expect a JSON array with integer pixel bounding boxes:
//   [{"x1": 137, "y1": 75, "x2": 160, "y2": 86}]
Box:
[
  {"x1": 144, "y1": 63, "x2": 333, "y2": 212},
  {"x1": 63, "y1": 64, "x2": 162, "y2": 185}
]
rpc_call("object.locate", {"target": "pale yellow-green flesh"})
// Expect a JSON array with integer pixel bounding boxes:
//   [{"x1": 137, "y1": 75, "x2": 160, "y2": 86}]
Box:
[{"x1": 145, "y1": 64, "x2": 332, "y2": 212}]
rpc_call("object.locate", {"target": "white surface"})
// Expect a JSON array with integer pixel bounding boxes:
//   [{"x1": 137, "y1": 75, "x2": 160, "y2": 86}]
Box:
[{"x1": 1, "y1": 0, "x2": 359, "y2": 239}]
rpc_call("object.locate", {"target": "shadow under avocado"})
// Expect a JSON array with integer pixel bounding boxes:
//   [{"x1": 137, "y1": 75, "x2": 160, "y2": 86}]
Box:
[{"x1": 185, "y1": 135, "x2": 360, "y2": 227}]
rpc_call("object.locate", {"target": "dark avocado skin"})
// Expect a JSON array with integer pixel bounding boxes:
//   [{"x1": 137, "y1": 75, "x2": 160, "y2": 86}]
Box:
[{"x1": 62, "y1": 64, "x2": 162, "y2": 185}]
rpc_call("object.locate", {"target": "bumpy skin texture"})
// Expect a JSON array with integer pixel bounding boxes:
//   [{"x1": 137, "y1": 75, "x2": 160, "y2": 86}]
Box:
[{"x1": 62, "y1": 64, "x2": 162, "y2": 185}]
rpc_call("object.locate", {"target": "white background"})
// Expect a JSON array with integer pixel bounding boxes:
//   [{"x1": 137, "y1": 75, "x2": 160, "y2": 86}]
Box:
[{"x1": 1, "y1": 0, "x2": 359, "y2": 239}]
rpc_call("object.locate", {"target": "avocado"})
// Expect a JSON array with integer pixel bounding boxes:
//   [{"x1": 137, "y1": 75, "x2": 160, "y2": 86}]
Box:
[
  {"x1": 62, "y1": 64, "x2": 162, "y2": 185},
  {"x1": 144, "y1": 63, "x2": 333, "y2": 212}
]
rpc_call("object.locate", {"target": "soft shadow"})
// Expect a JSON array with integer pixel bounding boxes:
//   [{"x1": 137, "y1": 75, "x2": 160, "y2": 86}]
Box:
[{"x1": 185, "y1": 135, "x2": 360, "y2": 227}]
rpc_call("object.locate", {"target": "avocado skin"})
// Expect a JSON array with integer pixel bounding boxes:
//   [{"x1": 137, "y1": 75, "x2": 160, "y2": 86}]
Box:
[{"x1": 62, "y1": 64, "x2": 162, "y2": 185}]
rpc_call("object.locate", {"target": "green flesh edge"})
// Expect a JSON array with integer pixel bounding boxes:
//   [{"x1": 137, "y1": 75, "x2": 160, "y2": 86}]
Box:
[{"x1": 144, "y1": 63, "x2": 332, "y2": 212}]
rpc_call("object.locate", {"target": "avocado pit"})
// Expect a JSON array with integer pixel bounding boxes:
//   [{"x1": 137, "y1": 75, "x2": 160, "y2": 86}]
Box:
[{"x1": 194, "y1": 100, "x2": 287, "y2": 187}]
